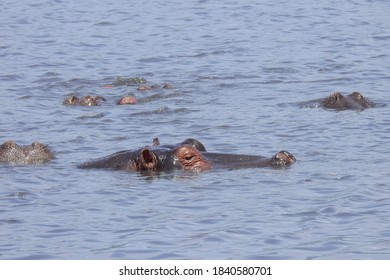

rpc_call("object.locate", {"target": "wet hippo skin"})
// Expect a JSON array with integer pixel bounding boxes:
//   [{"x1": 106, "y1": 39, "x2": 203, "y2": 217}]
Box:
[
  {"x1": 320, "y1": 92, "x2": 374, "y2": 110},
  {"x1": 77, "y1": 139, "x2": 296, "y2": 172},
  {"x1": 0, "y1": 141, "x2": 55, "y2": 164}
]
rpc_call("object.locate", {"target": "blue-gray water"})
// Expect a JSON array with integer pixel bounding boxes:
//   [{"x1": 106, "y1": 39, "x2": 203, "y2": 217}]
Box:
[{"x1": 1, "y1": 0, "x2": 390, "y2": 259}]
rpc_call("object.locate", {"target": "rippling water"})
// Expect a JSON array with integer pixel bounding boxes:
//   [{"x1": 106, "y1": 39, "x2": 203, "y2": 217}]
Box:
[{"x1": 1, "y1": 0, "x2": 390, "y2": 259}]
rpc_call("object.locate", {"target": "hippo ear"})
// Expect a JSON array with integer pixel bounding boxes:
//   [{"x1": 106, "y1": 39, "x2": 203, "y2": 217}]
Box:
[
  {"x1": 139, "y1": 148, "x2": 158, "y2": 170},
  {"x1": 331, "y1": 92, "x2": 341, "y2": 101},
  {"x1": 351, "y1": 91, "x2": 363, "y2": 100},
  {"x1": 152, "y1": 138, "x2": 160, "y2": 146}
]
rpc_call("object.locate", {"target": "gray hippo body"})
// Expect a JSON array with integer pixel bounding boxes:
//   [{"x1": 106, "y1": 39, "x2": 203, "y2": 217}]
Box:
[
  {"x1": 77, "y1": 147, "x2": 165, "y2": 171},
  {"x1": 77, "y1": 139, "x2": 296, "y2": 172}
]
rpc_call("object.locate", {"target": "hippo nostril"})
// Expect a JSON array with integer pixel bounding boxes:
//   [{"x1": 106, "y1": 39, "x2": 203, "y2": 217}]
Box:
[
  {"x1": 142, "y1": 150, "x2": 153, "y2": 163},
  {"x1": 139, "y1": 148, "x2": 158, "y2": 170}
]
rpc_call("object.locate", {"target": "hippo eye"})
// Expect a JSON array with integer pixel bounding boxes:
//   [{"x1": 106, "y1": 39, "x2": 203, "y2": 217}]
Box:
[{"x1": 184, "y1": 155, "x2": 194, "y2": 161}]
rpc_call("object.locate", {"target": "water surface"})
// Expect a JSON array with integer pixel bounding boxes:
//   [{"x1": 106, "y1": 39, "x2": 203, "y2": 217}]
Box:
[{"x1": 1, "y1": 0, "x2": 390, "y2": 259}]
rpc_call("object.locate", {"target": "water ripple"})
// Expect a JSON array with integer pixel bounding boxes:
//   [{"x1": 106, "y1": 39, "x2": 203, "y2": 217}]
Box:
[{"x1": 1, "y1": 0, "x2": 390, "y2": 260}]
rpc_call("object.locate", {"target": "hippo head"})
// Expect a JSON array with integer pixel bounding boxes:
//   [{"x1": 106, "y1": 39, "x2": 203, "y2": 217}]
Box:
[
  {"x1": 271, "y1": 151, "x2": 296, "y2": 166},
  {"x1": 134, "y1": 145, "x2": 210, "y2": 172},
  {"x1": 321, "y1": 92, "x2": 374, "y2": 110},
  {"x1": 172, "y1": 145, "x2": 211, "y2": 171},
  {"x1": 63, "y1": 95, "x2": 79, "y2": 105},
  {"x1": 0, "y1": 141, "x2": 55, "y2": 164},
  {"x1": 320, "y1": 92, "x2": 348, "y2": 109},
  {"x1": 349, "y1": 91, "x2": 374, "y2": 108},
  {"x1": 79, "y1": 95, "x2": 106, "y2": 106},
  {"x1": 117, "y1": 95, "x2": 137, "y2": 105}
]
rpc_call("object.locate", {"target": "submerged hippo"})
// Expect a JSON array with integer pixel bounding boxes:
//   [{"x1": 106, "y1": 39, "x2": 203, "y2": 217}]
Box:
[
  {"x1": 321, "y1": 92, "x2": 374, "y2": 110},
  {"x1": 116, "y1": 95, "x2": 137, "y2": 105},
  {"x1": 137, "y1": 83, "x2": 173, "y2": 91},
  {"x1": 63, "y1": 95, "x2": 106, "y2": 106},
  {"x1": 112, "y1": 76, "x2": 147, "y2": 86},
  {"x1": 0, "y1": 141, "x2": 55, "y2": 165},
  {"x1": 77, "y1": 138, "x2": 296, "y2": 172}
]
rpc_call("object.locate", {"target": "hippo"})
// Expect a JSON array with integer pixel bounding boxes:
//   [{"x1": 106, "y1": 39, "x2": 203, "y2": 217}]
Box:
[
  {"x1": 63, "y1": 95, "x2": 106, "y2": 106},
  {"x1": 117, "y1": 95, "x2": 137, "y2": 105},
  {"x1": 112, "y1": 76, "x2": 147, "y2": 86},
  {"x1": 0, "y1": 141, "x2": 55, "y2": 165},
  {"x1": 137, "y1": 85, "x2": 159, "y2": 91},
  {"x1": 77, "y1": 139, "x2": 295, "y2": 172},
  {"x1": 320, "y1": 92, "x2": 374, "y2": 110},
  {"x1": 137, "y1": 83, "x2": 173, "y2": 91},
  {"x1": 103, "y1": 76, "x2": 172, "y2": 90},
  {"x1": 162, "y1": 83, "x2": 173, "y2": 89}
]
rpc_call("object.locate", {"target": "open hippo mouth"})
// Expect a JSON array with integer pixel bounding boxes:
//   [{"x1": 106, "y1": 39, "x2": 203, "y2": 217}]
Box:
[{"x1": 139, "y1": 148, "x2": 158, "y2": 170}]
